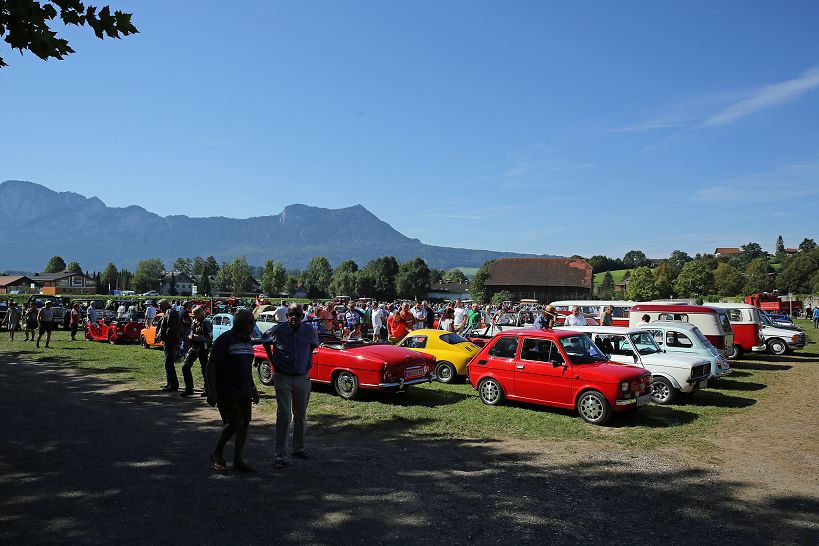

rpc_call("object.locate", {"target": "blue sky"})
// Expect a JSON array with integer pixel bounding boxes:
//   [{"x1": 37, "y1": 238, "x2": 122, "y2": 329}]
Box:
[{"x1": 2, "y1": 0, "x2": 818, "y2": 260}]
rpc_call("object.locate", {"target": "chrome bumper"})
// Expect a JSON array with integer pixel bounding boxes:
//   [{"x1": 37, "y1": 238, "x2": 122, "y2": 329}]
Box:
[{"x1": 376, "y1": 375, "x2": 436, "y2": 388}]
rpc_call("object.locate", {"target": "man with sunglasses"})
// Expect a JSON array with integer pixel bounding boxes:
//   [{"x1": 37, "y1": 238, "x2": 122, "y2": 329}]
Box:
[{"x1": 261, "y1": 303, "x2": 320, "y2": 468}]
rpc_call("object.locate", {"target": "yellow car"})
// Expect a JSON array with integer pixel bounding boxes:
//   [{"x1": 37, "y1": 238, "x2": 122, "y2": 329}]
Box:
[{"x1": 397, "y1": 329, "x2": 479, "y2": 383}]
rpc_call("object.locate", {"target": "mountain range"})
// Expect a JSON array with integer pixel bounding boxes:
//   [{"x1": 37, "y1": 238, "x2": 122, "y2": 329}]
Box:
[{"x1": 0, "y1": 180, "x2": 546, "y2": 272}]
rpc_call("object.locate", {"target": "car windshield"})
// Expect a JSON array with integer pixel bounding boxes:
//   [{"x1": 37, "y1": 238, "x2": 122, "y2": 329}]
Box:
[
  {"x1": 691, "y1": 327, "x2": 719, "y2": 355},
  {"x1": 759, "y1": 313, "x2": 774, "y2": 326},
  {"x1": 629, "y1": 332, "x2": 662, "y2": 355},
  {"x1": 558, "y1": 334, "x2": 608, "y2": 364}
]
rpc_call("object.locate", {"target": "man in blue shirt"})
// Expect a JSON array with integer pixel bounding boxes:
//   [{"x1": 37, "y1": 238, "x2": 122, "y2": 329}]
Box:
[
  {"x1": 206, "y1": 309, "x2": 259, "y2": 472},
  {"x1": 262, "y1": 303, "x2": 320, "y2": 468},
  {"x1": 813, "y1": 306, "x2": 819, "y2": 329}
]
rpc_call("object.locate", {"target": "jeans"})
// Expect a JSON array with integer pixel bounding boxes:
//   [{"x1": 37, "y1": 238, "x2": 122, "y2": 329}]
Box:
[
  {"x1": 814, "y1": 317, "x2": 819, "y2": 329},
  {"x1": 163, "y1": 344, "x2": 179, "y2": 388},
  {"x1": 182, "y1": 346, "x2": 209, "y2": 392},
  {"x1": 273, "y1": 372, "x2": 311, "y2": 458}
]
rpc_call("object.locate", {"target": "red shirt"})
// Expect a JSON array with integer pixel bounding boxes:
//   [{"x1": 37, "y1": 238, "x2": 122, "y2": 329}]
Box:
[{"x1": 388, "y1": 314, "x2": 409, "y2": 339}]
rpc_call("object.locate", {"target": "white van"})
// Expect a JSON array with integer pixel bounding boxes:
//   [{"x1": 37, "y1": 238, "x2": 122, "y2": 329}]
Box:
[
  {"x1": 549, "y1": 300, "x2": 635, "y2": 326},
  {"x1": 556, "y1": 325, "x2": 712, "y2": 405}
]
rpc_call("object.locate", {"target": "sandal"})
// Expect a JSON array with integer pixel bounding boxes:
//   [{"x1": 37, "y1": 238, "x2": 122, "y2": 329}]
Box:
[
  {"x1": 210, "y1": 453, "x2": 228, "y2": 472},
  {"x1": 233, "y1": 462, "x2": 257, "y2": 473}
]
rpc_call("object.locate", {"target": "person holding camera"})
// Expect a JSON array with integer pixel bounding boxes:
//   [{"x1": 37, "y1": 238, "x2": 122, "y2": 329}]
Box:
[{"x1": 180, "y1": 306, "x2": 213, "y2": 397}]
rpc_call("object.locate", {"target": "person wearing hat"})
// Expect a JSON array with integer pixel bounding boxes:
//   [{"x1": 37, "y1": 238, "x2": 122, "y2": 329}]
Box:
[
  {"x1": 534, "y1": 305, "x2": 556, "y2": 329},
  {"x1": 180, "y1": 306, "x2": 213, "y2": 397}
]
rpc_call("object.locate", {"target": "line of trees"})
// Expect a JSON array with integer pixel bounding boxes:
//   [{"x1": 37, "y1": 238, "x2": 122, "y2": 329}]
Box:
[{"x1": 591, "y1": 237, "x2": 819, "y2": 301}]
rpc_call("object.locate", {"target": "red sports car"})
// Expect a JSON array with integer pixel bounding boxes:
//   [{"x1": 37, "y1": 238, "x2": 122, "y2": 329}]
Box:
[
  {"x1": 85, "y1": 319, "x2": 143, "y2": 344},
  {"x1": 252, "y1": 335, "x2": 437, "y2": 400}
]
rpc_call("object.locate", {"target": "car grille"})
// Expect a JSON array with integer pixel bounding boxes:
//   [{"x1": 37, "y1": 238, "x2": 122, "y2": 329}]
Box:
[{"x1": 691, "y1": 364, "x2": 708, "y2": 378}]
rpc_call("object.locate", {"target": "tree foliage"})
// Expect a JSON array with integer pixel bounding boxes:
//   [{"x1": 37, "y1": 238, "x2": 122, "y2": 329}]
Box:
[
  {"x1": 743, "y1": 258, "x2": 773, "y2": 294},
  {"x1": 799, "y1": 238, "x2": 817, "y2": 253},
  {"x1": 491, "y1": 290, "x2": 514, "y2": 305},
  {"x1": 443, "y1": 268, "x2": 469, "y2": 284},
  {"x1": 358, "y1": 256, "x2": 399, "y2": 302},
  {"x1": 622, "y1": 250, "x2": 649, "y2": 269},
  {"x1": 775, "y1": 251, "x2": 819, "y2": 294},
  {"x1": 652, "y1": 261, "x2": 676, "y2": 298},
  {"x1": 133, "y1": 258, "x2": 164, "y2": 293},
  {"x1": 44, "y1": 255, "x2": 66, "y2": 272},
  {"x1": 0, "y1": 1, "x2": 139, "y2": 67},
  {"x1": 303, "y1": 256, "x2": 333, "y2": 298},
  {"x1": 172, "y1": 257, "x2": 192, "y2": 275},
  {"x1": 260, "y1": 260, "x2": 287, "y2": 296},
  {"x1": 596, "y1": 271, "x2": 615, "y2": 299},
  {"x1": 470, "y1": 260, "x2": 494, "y2": 303},
  {"x1": 168, "y1": 272, "x2": 177, "y2": 296},
  {"x1": 668, "y1": 250, "x2": 692, "y2": 272},
  {"x1": 673, "y1": 261, "x2": 714, "y2": 298},
  {"x1": 99, "y1": 262, "x2": 117, "y2": 291},
  {"x1": 625, "y1": 266, "x2": 659, "y2": 301},
  {"x1": 775, "y1": 235, "x2": 785, "y2": 257},
  {"x1": 229, "y1": 256, "x2": 252, "y2": 295},
  {"x1": 66, "y1": 260, "x2": 82, "y2": 274},
  {"x1": 199, "y1": 271, "x2": 211, "y2": 296},
  {"x1": 740, "y1": 242, "x2": 765, "y2": 262},
  {"x1": 713, "y1": 262, "x2": 743, "y2": 296},
  {"x1": 395, "y1": 258, "x2": 431, "y2": 300}
]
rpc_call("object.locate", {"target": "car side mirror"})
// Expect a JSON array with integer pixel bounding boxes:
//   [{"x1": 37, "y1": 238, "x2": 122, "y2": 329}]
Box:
[{"x1": 551, "y1": 359, "x2": 564, "y2": 368}]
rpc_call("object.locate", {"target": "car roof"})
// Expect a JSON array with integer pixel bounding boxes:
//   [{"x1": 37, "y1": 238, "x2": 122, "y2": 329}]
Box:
[
  {"x1": 494, "y1": 327, "x2": 579, "y2": 339},
  {"x1": 555, "y1": 325, "x2": 645, "y2": 335},
  {"x1": 636, "y1": 320, "x2": 700, "y2": 332},
  {"x1": 704, "y1": 302, "x2": 756, "y2": 309},
  {"x1": 631, "y1": 303, "x2": 720, "y2": 314},
  {"x1": 549, "y1": 300, "x2": 634, "y2": 307}
]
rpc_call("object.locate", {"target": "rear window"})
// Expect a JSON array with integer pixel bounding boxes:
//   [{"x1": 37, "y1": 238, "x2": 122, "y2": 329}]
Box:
[
  {"x1": 726, "y1": 309, "x2": 743, "y2": 322},
  {"x1": 717, "y1": 313, "x2": 733, "y2": 333},
  {"x1": 440, "y1": 333, "x2": 469, "y2": 345},
  {"x1": 659, "y1": 313, "x2": 689, "y2": 322}
]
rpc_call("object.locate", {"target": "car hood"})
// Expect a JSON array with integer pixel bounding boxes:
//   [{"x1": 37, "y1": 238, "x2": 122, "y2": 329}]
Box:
[
  {"x1": 576, "y1": 361, "x2": 649, "y2": 383},
  {"x1": 640, "y1": 352, "x2": 709, "y2": 368},
  {"x1": 762, "y1": 324, "x2": 802, "y2": 335}
]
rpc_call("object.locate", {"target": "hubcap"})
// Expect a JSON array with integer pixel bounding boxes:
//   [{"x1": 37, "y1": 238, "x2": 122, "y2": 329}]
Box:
[
  {"x1": 652, "y1": 382, "x2": 670, "y2": 402},
  {"x1": 338, "y1": 373, "x2": 354, "y2": 394},
  {"x1": 438, "y1": 364, "x2": 452, "y2": 381},
  {"x1": 259, "y1": 363, "x2": 272, "y2": 382},
  {"x1": 480, "y1": 381, "x2": 499, "y2": 403},
  {"x1": 580, "y1": 395, "x2": 603, "y2": 420}
]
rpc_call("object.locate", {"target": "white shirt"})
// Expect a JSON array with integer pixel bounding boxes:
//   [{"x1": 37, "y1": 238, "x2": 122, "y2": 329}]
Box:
[
  {"x1": 453, "y1": 307, "x2": 466, "y2": 327},
  {"x1": 372, "y1": 309, "x2": 384, "y2": 329},
  {"x1": 564, "y1": 313, "x2": 587, "y2": 326},
  {"x1": 274, "y1": 305, "x2": 288, "y2": 323},
  {"x1": 411, "y1": 307, "x2": 426, "y2": 329},
  {"x1": 117, "y1": 304, "x2": 127, "y2": 318}
]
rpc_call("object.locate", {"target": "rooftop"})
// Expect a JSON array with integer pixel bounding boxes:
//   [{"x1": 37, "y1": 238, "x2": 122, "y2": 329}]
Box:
[{"x1": 485, "y1": 258, "x2": 592, "y2": 288}]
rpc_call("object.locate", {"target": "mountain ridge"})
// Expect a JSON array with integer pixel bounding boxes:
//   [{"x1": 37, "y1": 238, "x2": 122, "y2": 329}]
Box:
[{"x1": 0, "y1": 180, "x2": 549, "y2": 271}]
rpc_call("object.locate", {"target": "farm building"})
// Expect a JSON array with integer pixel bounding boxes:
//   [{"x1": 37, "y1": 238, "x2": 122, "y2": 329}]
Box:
[{"x1": 484, "y1": 258, "x2": 593, "y2": 303}]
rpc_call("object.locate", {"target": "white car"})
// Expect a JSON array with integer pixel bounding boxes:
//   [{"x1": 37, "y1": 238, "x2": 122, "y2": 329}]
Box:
[
  {"x1": 141, "y1": 290, "x2": 160, "y2": 296},
  {"x1": 637, "y1": 321, "x2": 732, "y2": 379},
  {"x1": 556, "y1": 325, "x2": 712, "y2": 405}
]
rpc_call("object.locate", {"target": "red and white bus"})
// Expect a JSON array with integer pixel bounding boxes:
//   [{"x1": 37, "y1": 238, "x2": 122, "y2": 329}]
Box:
[
  {"x1": 629, "y1": 304, "x2": 735, "y2": 358},
  {"x1": 549, "y1": 300, "x2": 635, "y2": 327}
]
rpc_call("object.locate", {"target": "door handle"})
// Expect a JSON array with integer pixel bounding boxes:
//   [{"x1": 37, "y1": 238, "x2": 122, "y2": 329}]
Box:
[
  {"x1": 312, "y1": 350, "x2": 318, "y2": 354},
  {"x1": 516, "y1": 364, "x2": 525, "y2": 370},
  {"x1": 477, "y1": 359, "x2": 488, "y2": 365}
]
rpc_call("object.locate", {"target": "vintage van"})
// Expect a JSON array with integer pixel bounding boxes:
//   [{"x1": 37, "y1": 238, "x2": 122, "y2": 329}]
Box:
[
  {"x1": 549, "y1": 300, "x2": 635, "y2": 327},
  {"x1": 629, "y1": 304, "x2": 735, "y2": 358},
  {"x1": 704, "y1": 302, "x2": 766, "y2": 358},
  {"x1": 637, "y1": 321, "x2": 732, "y2": 379},
  {"x1": 556, "y1": 325, "x2": 712, "y2": 404}
]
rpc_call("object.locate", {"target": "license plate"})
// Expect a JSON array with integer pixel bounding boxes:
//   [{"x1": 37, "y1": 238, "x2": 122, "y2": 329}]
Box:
[
  {"x1": 698, "y1": 380, "x2": 708, "y2": 388},
  {"x1": 636, "y1": 394, "x2": 651, "y2": 407},
  {"x1": 404, "y1": 367, "x2": 424, "y2": 379}
]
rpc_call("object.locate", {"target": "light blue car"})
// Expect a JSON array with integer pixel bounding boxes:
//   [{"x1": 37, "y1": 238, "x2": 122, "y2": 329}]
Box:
[
  {"x1": 638, "y1": 320, "x2": 732, "y2": 379},
  {"x1": 211, "y1": 312, "x2": 262, "y2": 341}
]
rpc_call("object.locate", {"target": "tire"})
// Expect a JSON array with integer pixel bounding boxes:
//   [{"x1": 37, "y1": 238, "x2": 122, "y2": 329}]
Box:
[
  {"x1": 650, "y1": 377, "x2": 677, "y2": 405},
  {"x1": 85, "y1": 329, "x2": 92, "y2": 341},
  {"x1": 256, "y1": 359, "x2": 274, "y2": 386},
  {"x1": 767, "y1": 338, "x2": 787, "y2": 356},
  {"x1": 729, "y1": 345, "x2": 743, "y2": 359},
  {"x1": 334, "y1": 371, "x2": 359, "y2": 400},
  {"x1": 108, "y1": 331, "x2": 117, "y2": 345},
  {"x1": 435, "y1": 361, "x2": 458, "y2": 384},
  {"x1": 477, "y1": 378, "x2": 504, "y2": 406},
  {"x1": 576, "y1": 390, "x2": 612, "y2": 425},
  {"x1": 140, "y1": 335, "x2": 148, "y2": 349}
]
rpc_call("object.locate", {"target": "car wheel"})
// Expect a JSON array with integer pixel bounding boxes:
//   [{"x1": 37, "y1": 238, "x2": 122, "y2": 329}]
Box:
[
  {"x1": 435, "y1": 361, "x2": 458, "y2": 384},
  {"x1": 85, "y1": 329, "x2": 92, "y2": 341},
  {"x1": 108, "y1": 331, "x2": 117, "y2": 345},
  {"x1": 256, "y1": 359, "x2": 274, "y2": 386},
  {"x1": 767, "y1": 338, "x2": 787, "y2": 356},
  {"x1": 729, "y1": 345, "x2": 743, "y2": 359},
  {"x1": 140, "y1": 335, "x2": 148, "y2": 348},
  {"x1": 477, "y1": 378, "x2": 504, "y2": 406},
  {"x1": 651, "y1": 377, "x2": 677, "y2": 405},
  {"x1": 576, "y1": 390, "x2": 612, "y2": 425},
  {"x1": 334, "y1": 371, "x2": 359, "y2": 400}
]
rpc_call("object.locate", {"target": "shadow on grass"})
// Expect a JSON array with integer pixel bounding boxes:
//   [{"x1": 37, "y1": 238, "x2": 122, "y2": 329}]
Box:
[
  {"x1": 309, "y1": 381, "x2": 471, "y2": 407},
  {"x1": 683, "y1": 390, "x2": 756, "y2": 408},
  {"x1": 609, "y1": 404, "x2": 700, "y2": 428},
  {"x1": 2, "y1": 356, "x2": 815, "y2": 544},
  {"x1": 712, "y1": 379, "x2": 767, "y2": 392},
  {"x1": 732, "y1": 362, "x2": 792, "y2": 371}
]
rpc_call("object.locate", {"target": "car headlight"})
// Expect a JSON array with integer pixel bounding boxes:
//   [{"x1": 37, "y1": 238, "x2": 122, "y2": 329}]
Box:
[{"x1": 620, "y1": 381, "x2": 629, "y2": 392}]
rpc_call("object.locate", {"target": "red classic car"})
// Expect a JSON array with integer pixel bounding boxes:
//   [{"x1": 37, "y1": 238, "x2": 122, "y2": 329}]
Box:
[
  {"x1": 252, "y1": 335, "x2": 437, "y2": 400},
  {"x1": 85, "y1": 319, "x2": 143, "y2": 344},
  {"x1": 467, "y1": 329, "x2": 652, "y2": 425}
]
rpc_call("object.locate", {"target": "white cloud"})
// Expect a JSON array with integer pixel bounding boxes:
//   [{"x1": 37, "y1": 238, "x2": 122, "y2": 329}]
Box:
[
  {"x1": 703, "y1": 67, "x2": 819, "y2": 126},
  {"x1": 692, "y1": 161, "x2": 819, "y2": 203}
]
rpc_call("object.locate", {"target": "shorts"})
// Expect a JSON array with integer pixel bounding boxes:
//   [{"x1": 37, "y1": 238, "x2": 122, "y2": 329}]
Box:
[
  {"x1": 38, "y1": 323, "x2": 53, "y2": 335},
  {"x1": 217, "y1": 392, "x2": 252, "y2": 427},
  {"x1": 8, "y1": 321, "x2": 18, "y2": 332},
  {"x1": 25, "y1": 320, "x2": 36, "y2": 331}
]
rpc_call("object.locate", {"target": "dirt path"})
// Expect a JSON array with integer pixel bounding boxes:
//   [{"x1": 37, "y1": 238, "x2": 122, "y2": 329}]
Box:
[{"x1": 1, "y1": 356, "x2": 817, "y2": 545}]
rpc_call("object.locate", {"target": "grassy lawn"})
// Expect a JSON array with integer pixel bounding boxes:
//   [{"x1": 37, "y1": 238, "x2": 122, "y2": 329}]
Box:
[
  {"x1": 593, "y1": 268, "x2": 633, "y2": 287},
  {"x1": 450, "y1": 266, "x2": 478, "y2": 279},
  {"x1": 1, "y1": 321, "x2": 816, "y2": 451}
]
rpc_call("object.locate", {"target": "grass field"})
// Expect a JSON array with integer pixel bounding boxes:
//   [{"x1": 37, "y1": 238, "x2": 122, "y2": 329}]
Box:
[
  {"x1": 593, "y1": 268, "x2": 633, "y2": 288},
  {"x1": 451, "y1": 266, "x2": 478, "y2": 279},
  {"x1": 3, "y1": 321, "x2": 815, "y2": 451}
]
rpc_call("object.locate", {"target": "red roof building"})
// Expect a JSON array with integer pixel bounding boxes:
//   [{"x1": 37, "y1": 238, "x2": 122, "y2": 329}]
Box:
[{"x1": 484, "y1": 258, "x2": 592, "y2": 303}]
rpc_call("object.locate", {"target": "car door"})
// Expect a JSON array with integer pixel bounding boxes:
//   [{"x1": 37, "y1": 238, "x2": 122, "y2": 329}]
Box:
[
  {"x1": 514, "y1": 338, "x2": 573, "y2": 405},
  {"x1": 593, "y1": 334, "x2": 638, "y2": 366},
  {"x1": 477, "y1": 336, "x2": 519, "y2": 397}
]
